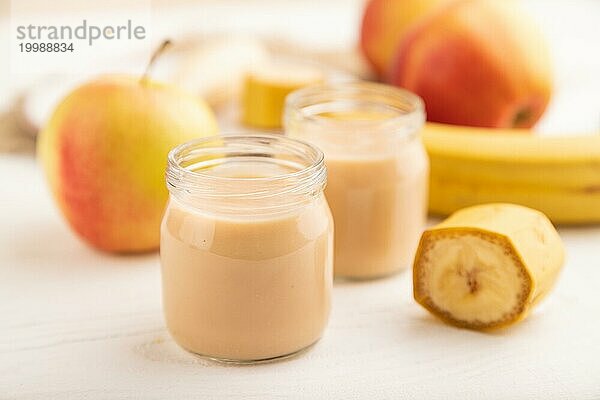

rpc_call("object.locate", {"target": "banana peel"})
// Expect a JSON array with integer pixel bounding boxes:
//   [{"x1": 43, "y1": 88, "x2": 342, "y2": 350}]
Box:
[
  {"x1": 422, "y1": 122, "x2": 600, "y2": 224},
  {"x1": 242, "y1": 62, "x2": 323, "y2": 129}
]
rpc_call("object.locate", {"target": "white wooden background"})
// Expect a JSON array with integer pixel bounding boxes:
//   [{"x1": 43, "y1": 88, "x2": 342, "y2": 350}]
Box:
[
  {"x1": 2, "y1": 1, "x2": 600, "y2": 399},
  {"x1": 2, "y1": 156, "x2": 600, "y2": 399}
]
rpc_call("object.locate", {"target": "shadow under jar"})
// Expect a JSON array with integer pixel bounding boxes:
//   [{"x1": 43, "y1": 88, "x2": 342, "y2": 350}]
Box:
[
  {"x1": 160, "y1": 134, "x2": 333, "y2": 363},
  {"x1": 285, "y1": 82, "x2": 428, "y2": 280}
]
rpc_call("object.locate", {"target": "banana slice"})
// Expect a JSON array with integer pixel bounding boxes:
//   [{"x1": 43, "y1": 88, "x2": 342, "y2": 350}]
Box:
[
  {"x1": 242, "y1": 61, "x2": 324, "y2": 129},
  {"x1": 413, "y1": 203, "x2": 564, "y2": 330}
]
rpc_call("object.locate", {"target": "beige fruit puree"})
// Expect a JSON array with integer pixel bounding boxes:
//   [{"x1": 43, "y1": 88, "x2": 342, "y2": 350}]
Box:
[
  {"x1": 285, "y1": 82, "x2": 428, "y2": 279},
  {"x1": 160, "y1": 135, "x2": 333, "y2": 362}
]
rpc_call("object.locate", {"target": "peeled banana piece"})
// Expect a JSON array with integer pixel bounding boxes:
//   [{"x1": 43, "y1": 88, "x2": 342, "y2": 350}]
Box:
[
  {"x1": 413, "y1": 203, "x2": 564, "y2": 330},
  {"x1": 423, "y1": 123, "x2": 600, "y2": 224}
]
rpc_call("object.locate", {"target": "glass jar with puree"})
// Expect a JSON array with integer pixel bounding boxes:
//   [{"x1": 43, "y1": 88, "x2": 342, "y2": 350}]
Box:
[
  {"x1": 285, "y1": 82, "x2": 428, "y2": 279},
  {"x1": 160, "y1": 134, "x2": 333, "y2": 363}
]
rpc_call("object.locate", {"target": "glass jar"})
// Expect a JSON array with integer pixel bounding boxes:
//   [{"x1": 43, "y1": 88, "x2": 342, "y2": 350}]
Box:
[
  {"x1": 160, "y1": 134, "x2": 333, "y2": 363},
  {"x1": 285, "y1": 81, "x2": 428, "y2": 279}
]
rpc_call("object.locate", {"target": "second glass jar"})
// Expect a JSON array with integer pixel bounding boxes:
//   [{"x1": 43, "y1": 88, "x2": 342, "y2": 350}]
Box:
[{"x1": 285, "y1": 81, "x2": 429, "y2": 279}]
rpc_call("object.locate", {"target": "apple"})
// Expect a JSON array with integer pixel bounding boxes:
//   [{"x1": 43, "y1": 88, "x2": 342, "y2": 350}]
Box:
[
  {"x1": 388, "y1": 0, "x2": 553, "y2": 128},
  {"x1": 360, "y1": 0, "x2": 449, "y2": 77},
  {"x1": 38, "y1": 75, "x2": 218, "y2": 253}
]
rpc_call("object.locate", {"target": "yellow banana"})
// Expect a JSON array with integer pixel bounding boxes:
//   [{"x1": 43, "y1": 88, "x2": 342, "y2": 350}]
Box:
[
  {"x1": 413, "y1": 203, "x2": 564, "y2": 330},
  {"x1": 422, "y1": 122, "x2": 600, "y2": 224},
  {"x1": 242, "y1": 62, "x2": 323, "y2": 129}
]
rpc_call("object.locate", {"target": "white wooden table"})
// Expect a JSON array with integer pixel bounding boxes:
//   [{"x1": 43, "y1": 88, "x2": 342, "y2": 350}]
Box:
[
  {"x1": 2, "y1": 155, "x2": 600, "y2": 399},
  {"x1": 2, "y1": 1, "x2": 600, "y2": 398}
]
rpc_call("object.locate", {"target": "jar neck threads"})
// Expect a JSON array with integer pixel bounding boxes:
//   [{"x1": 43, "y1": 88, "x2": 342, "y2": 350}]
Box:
[
  {"x1": 284, "y1": 81, "x2": 425, "y2": 155},
  {"x1": 166, "y1": 134, "x2": 326, "y2": 215}
]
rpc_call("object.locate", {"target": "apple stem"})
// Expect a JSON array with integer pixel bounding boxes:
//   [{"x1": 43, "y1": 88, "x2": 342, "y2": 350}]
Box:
[{"x1": 140, "y1": 39, "x2": 172, "y2": 84}]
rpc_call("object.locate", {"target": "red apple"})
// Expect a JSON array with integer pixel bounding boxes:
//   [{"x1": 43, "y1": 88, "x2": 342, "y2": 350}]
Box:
[
  {"x1": 388, "y1": 0, "x2": 553, "y2": 128},
  {"x1": 360, "y1": 0, "x2": 449, "y2": 77}
]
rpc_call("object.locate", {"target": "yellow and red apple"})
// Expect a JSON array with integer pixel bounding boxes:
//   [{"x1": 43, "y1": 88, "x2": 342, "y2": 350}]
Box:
[
  {"x1": 38, "y1": 76, "x2": 218, "y2": 253},
  {"x1": 387, "y1": 0, "x2": 553, "y2": 128},
  {"x1": 360, "y1": 0, "x2": 449, "y2": 76}
]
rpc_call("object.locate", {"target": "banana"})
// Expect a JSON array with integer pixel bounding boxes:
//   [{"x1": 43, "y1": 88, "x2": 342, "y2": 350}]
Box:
[
  {"x1": 242, "y1": 62, "x2": 324, "y2": 129},
  {"x1": 413, "y1": 203, "x2": 564, "y2": 330},
  {"x1": 422, "y1": 122, "x2": 600, "y2": 224}
]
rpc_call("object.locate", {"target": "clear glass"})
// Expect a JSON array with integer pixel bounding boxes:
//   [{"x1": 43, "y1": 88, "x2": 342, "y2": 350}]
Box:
[
  {"x1": 285, "y1": 81, "x2": 428, "y2": 279},
  {"x1": 160, "y1": 134, "x2": 333, "y2": 363}
]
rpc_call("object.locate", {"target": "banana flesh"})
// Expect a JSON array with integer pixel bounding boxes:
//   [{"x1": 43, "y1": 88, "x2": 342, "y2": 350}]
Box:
[
  {"x1": 423, "y1": 123, "x2": 600, "y2": 224},
  {"x1": 413, "y1": 203, "x2": 564, "y2": 330}
]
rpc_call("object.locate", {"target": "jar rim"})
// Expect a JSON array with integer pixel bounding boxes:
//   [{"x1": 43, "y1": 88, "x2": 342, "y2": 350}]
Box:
[
  {"x1": 285, "y1": 81, "x2": 425, "y2": 138},
  {"x1": 168, "y1": 133, "x2": 324, "y2": 180},
  {"x1": 166, "y1": 134, "x2": 327, "y2": 213}
]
